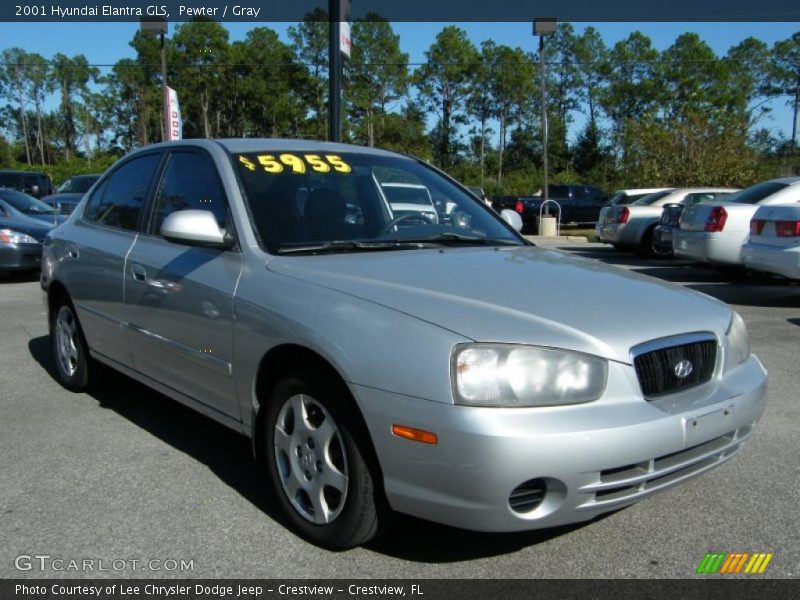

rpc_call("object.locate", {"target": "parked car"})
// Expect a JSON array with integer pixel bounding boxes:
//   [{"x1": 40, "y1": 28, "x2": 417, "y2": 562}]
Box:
[
  {"x1": 380, "y1": 182, "x2": 439, "y2": 224},
  {"x1": 741, "y1": 203, "x2": 800, "y2": 280},
  {"x1": 654, "y1": 192, "x2": 737, "y2": 257},
  {"x1": 41, "y1": 139, "x2": 766, "y2": 550},
  {"x1": 674, "y1": 177, "x2": 800, "y2": 267},
  {"x1": 0, "y1": 197, "x2": 58, "y2": 273},
  {"x1": 0, "y1": 188, "x2": 65, "y2": 227},
  {"x1": 42, "y1": 174, "x2": 102, "y2": 215},
  {"x1": 0, "y1": 170, "x2": 54, "y2": 198},
  {"x1": 601, "y1": 188, "x2": 737, "y2": 256},
  {"x1": 596, "y1": 188, "x2": 675, "y2": 242},
  {"x1": 492, "y1": 184, "x2": 606, "y2": 233}
]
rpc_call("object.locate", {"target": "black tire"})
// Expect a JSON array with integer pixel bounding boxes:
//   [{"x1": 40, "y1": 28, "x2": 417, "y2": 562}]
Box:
[
  {"x1": 263, "y1": 366, "x2": 386, "y2": 549},
  {"x1": 641, "y1": 227, "x2": 672, "y2": 258},
  {"x1": 50, "y1": 295, "x2": 96, "y2": 392}
]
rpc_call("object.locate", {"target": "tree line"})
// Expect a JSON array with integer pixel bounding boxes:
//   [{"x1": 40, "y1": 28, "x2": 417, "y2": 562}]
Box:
[{"x1": 1, "y1": 14, "x2": 799, "y2": 193}]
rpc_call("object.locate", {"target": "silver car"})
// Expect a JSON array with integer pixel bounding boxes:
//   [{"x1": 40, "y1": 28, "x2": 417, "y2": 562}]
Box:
[{"x1": 41, "y1": 139, "x2": 767, "y2": 550}]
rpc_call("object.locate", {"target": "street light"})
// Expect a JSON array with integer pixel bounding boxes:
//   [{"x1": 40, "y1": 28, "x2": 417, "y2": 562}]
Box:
[{"x1": 534, "y1": 18, "x2": 556, "y2": 221}]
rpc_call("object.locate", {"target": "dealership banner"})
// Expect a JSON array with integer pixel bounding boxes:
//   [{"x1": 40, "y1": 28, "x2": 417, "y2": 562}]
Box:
[
  {"x1": 2, "y1": 579, "x2": 798, "y2": 600},
  {"x1": 163, "y1": 86, "x2": 182, "y2": 142},
  {"x1": 3, "y1": 1, "x2": 800, "y2": 22}
]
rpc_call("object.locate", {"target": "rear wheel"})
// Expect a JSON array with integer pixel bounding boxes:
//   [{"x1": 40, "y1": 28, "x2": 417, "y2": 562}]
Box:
[
  {"x1": 50, "y1": 297, "x2": 97, "y2": 391},
  {"x1": 641, "y1": 227, "x2": 672, "y2": 258},
  {"x1": 264, "y1": 366, "x2": 387, "y2": 549}
]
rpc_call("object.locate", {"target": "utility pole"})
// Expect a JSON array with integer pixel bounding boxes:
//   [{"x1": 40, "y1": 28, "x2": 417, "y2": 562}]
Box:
[
  {"x1": 140, "y1": 17, "x2": 169, "y2": 141},
  {"x1": 328, "y1": 0, "x2": 352, "y2": 143},
  {"x1": 534, "y1": 18, "x2": 556, "y2": 216}
]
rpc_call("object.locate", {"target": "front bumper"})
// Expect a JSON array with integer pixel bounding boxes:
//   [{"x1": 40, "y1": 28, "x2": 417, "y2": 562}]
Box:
[
  {"x1": 742, "y1": 241, "x2": 800, "y2": 280},
  {"x1": 351, "y1": 355, "x2": 767, "y2": 532},
  {"x1": 0, "y1": 242, "x2": 42, "y2": 272}
]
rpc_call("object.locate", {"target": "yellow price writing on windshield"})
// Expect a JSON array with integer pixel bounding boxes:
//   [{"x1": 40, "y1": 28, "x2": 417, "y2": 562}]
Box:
[{"x1": 239, "y1": 153, "x2": 352, "y2": 175}]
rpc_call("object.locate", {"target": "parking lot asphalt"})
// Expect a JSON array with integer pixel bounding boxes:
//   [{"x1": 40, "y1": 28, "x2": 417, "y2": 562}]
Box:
[{"x1": 1, "y1": 242, "x2": 798, "y2": 579}]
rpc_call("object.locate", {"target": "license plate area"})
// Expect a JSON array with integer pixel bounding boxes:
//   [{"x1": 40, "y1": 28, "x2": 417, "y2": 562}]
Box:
[{"x1": 685, "y1": 406, "x2": 734, "y2": 446}]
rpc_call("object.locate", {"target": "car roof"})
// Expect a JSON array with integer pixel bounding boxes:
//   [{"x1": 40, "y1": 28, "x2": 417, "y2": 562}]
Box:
[
  {"x1": 766, "y1": 176, "x2": 800, "y2": 185},
  {"x1": 614, "y1": 187, "x2": 675, "y2": 194},
  {"x1": 132, "y1": 138, "x2": 407, "y2": 160}
]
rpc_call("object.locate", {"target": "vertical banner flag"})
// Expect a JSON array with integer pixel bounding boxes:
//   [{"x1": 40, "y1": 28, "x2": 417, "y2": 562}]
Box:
[
  {"x1": 163, "y1": 86, "x2": 182, "y2": 141},
  {"x1": 340, "y1": 20, "x2": 351, "y2": 58}
]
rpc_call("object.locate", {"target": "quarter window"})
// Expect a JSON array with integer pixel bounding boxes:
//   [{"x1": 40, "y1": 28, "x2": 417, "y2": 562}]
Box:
[
  {"x1": 151, "y1": 152, "x2": 229, "y2": 234},
  {"x1": 84, "y1": 153, "x2": 161, "y2": 230}
]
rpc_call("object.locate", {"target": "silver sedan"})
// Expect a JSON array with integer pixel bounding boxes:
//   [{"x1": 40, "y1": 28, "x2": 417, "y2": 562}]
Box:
[{"x1": 41, "y1": 139, "x2": 767, "y2": 549}]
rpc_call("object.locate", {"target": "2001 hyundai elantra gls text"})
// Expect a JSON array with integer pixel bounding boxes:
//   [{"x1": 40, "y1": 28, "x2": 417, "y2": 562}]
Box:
[{"x1": 40, "y1": 139, "x2": 767, "y2": 549}]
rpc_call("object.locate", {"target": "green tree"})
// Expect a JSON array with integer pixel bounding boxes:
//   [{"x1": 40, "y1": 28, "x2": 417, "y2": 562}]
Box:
[
  {"x1": 771, "y1": 33, "x2": 800, "y2": 156},
  {"x1": 1, "y1": 48, "x2": 32, "y2": 164},
  {"x1": 48, "y1": 53, "x2": 98, "y2": 160},
  {"x1": 171, "y1": 19, "x2": 230, "y2": 138},
  {"x1": 348, "y1": 15, "x2": 409, "y2": 147},
  {"x1": 288, "y1": 8, "x2": 329, "y2": 139},
  {"x1": 414, "y1": 26, "x2": 479, "y2": 168}
]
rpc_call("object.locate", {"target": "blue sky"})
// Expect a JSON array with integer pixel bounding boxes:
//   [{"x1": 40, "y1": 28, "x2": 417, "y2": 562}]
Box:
[{"x1": 1, "y1": 21, "x2": 798, "y2": 141}]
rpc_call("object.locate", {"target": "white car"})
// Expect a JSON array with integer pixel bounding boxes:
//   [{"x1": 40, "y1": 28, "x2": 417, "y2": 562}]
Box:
[
  {"x1": 596, "y1": 188, "x2": 675, "y2": 242},
  {"x1": 381, "y1": 182, "x2": 440, "y2": 224},
  {"x1": 742, "y1": 203, "x2": 800, "y2": 279},
  {"x1": 674, "y1": 178, "x2": 800, "y2": 267},
  {"x1": 602, "y1": 188, "x2": 737, "y2": 256}
]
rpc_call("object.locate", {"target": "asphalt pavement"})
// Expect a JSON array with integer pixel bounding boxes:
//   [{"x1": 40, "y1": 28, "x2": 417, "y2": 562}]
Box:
[{"x1": 1, "y1": 242, "x2": 798, "y2": 578}]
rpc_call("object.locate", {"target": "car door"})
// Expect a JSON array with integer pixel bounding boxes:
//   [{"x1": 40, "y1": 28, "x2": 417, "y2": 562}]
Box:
[
  {"x1": 60, "y1": 152, "x2": 163, "y2": 367},
  {"x1": 124, "y1": 148, "x2": 243, "y2": 419}
]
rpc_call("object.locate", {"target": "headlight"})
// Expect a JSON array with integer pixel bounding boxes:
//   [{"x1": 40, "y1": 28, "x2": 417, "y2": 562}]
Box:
[
  {"x1": 451, "y1": 344, "x2": 608, "y2": 407},
  {"x1": 0, "y1": 229, "x2": 38, "y2": 244},
  {"x1": 725, "y1": 311, "x2": 751, "y2": 370}
]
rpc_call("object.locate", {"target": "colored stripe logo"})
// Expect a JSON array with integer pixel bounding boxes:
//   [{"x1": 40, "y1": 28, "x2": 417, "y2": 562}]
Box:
[{"x1": 697, "y1": 552, "x2": 773, "y2": 574}]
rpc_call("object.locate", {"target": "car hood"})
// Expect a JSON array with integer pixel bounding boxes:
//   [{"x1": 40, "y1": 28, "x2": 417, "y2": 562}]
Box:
[
  {"x1": 267, "y1": 246, "x2": 732, "y2": 363},
  {"x1": 41, "y1": 192, "x2": 83, "y2": 203},
  {"x1": 0, "y1": 214, "x2": 54, "y2": 242}
]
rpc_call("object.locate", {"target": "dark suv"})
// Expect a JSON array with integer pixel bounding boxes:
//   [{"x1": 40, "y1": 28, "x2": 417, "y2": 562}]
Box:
[{"x1": 0, "y1": 170, "x2": 55, "y2": 198}]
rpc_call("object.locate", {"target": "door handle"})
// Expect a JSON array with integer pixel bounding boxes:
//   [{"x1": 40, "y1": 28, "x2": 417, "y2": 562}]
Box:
[{"x1": 130, "y1": 264, "x2": 147, "y2": 283}]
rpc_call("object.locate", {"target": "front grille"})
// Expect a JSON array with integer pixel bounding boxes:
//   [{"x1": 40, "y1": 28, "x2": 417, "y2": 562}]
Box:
[
  {"x1": 578, "y1": 424, "x2": 755, "y2": 509},
  {"x1": 634, "y1": 338, "x2": 716, "y2": 398}
]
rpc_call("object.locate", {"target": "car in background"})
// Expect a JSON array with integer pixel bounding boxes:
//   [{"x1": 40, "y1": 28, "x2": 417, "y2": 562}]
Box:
[
  {"x1": 0, "y1": 188, "x2": 65, "y2": 227},
  {"x1": 742, "y1": 204, "x2": 800, "y2": 280},
  {"x1": 42, "y1": 174, "x2": 102, "y2": 215},
  {"x1": 0, "y1": 196, "x2": 58, "y2": 273},
  {"x1": 41, "y1": 138, "x2": 766, "y2": 550},
  {"x1": 674, "y1": 178, "x2": 800, "y2": 268},
  {"x1": 381, "y1": 182, "x2": 439, "y2": 224},
  {"x1": 602, "y1": 188, "x2": 737, "y2": 256},
  {"x1": 596, "y1": 188, "x2": 675, "y2": 242},
  {"x1": 467, "y1": 186, "x2": 492, "y2": 208},
  {"x1": 0, "y1": 170, "x2": 54, "y2": 198},
  {"x1": 654, "y1": 192, "x2": 738, "y2": 257},
  {"x1": 493, "y1": 184, "x2": 606, "y2": 233}
]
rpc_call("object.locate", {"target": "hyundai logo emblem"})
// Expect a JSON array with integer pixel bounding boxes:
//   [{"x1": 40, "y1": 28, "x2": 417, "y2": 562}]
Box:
[{"x1": 674, "y1": 360, "x2": 694, "y2": 379}]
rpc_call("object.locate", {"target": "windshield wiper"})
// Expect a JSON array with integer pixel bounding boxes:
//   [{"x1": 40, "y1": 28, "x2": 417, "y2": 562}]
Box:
[
  {"x1": 397, "y1": 232, "x2": 521, "y2": 246},
  {"x1": 276, "y1": 239, "x2": 427, "y2": 255}
]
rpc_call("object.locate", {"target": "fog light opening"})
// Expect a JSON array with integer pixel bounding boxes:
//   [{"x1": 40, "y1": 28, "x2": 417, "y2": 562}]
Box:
[{"x1": 509, "y1": 478, "x2": 547, "y2": 513}]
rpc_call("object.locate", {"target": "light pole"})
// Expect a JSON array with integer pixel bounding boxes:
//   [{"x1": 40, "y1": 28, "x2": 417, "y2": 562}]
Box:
[
  {"x1": 140, "y1": 17, "x2": 169, "y2": 141},
  {"x1": 328, "y1": 0, "x2": 351, "y2": 143},
  {"x1": 534, "y1": 18, "x2": 556, "y2": 218}
]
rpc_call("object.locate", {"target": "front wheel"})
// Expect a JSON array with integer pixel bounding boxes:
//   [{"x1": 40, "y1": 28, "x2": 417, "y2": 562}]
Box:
[{"x1": 264, "y1": 368, "x2": 386, "y2": 549}]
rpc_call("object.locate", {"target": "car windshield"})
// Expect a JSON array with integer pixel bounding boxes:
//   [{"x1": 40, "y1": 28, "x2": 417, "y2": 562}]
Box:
[
  {"x1": 631, "y1": 190, "x2": 676, "y2": 206},
  {"x1": 57, "y1": 175, "x2": 99, "y2": 193},
  {"x1": 724, "y1": 181, "x2": 789, "y2": 205},
  {"x1": 234, "y1": 150, "x2": 521, "y2": 254},
  {"x1": 0, "y1": 189, "x2": 57, "y2": 214}
]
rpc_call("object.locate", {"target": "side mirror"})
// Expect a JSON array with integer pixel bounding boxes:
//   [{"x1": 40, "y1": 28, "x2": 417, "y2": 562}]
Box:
[
  {"x1": 161, "y1": 210, "x2": 231, "y2": 249},
  {"x1": 500, "y1": 209, "x2": 523, "y2": 232}
]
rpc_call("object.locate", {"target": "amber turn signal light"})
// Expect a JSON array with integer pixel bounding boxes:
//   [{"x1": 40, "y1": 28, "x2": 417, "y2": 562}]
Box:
[{"x1": 391, "y1": 425, "x2": 438, "y2": 445}]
